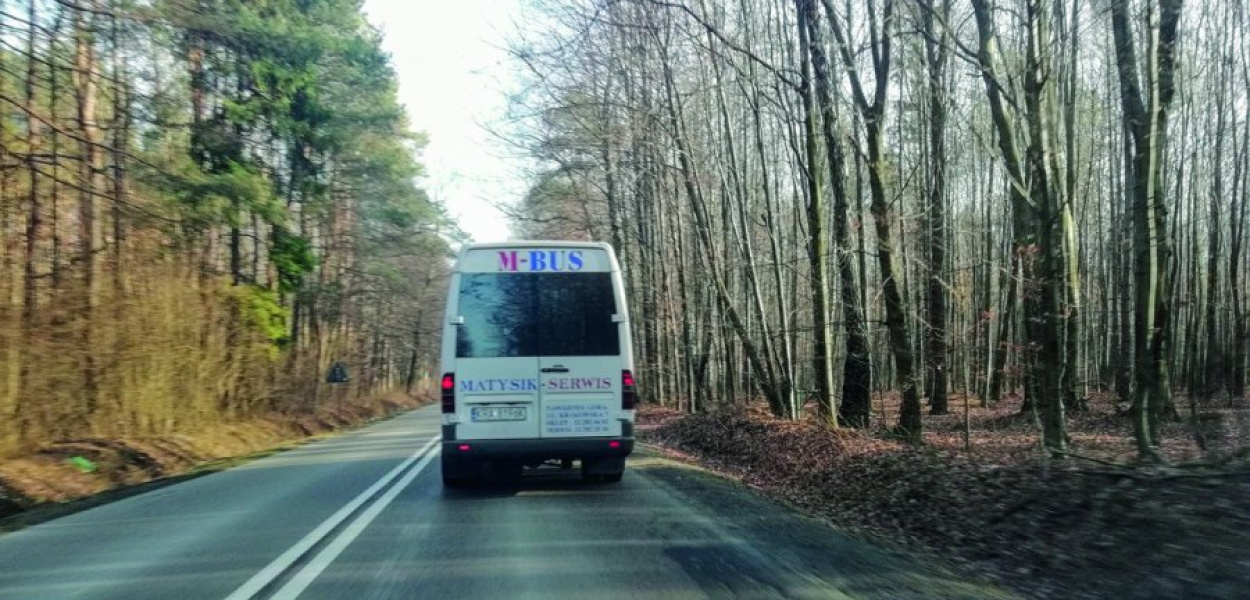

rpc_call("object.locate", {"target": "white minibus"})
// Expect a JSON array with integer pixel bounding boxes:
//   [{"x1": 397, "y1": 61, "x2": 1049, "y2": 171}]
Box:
[{"x1": 439, "y1": 241, "x2": 636, "y2": 486}]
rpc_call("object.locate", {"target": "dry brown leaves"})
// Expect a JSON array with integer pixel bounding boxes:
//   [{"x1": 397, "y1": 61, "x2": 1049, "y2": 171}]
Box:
[
  {"x1": 0, "y1": 391, "x2": 430, "y2": 520},
  {"x1": 639, "y1": 397, "x2": 1250, "y2": 600}
]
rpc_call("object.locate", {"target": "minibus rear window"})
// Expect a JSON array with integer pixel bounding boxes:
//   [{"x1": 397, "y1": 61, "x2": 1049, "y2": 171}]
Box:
[{"x1": 456, "y1": 273, "x2": 620, "y2": 358}]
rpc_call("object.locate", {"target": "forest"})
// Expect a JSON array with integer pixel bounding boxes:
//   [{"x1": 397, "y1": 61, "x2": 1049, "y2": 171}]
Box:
[
  {"x1": 1, "y1": 1, "x2": 1245, "y2": 596},
  {"x1": 0, "y1": 0, "x2": 454, "y2": 459},
  {"x1": 506, "y1": 0, "x2": 1249, "y2": 462},
  {"x1": 2, "y1": 0, "x2": 1247, "y2": 464}
]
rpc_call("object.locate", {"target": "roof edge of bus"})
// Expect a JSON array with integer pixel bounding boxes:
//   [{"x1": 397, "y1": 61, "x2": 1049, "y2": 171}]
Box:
[
  {"x1": 459, "y1": 240, "x2": 613, "y2": 250},
  {"x1": 453, "y1": 241, "x2": 621, "y2": 272}
]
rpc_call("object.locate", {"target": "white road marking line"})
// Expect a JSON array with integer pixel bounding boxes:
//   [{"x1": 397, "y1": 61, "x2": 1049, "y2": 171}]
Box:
[
  {"x1": 269, "y1": 445, "x2": 442, "y2": 599},
  {"x1": 223, "y1": 435, "x2": 440, "y2": 600}
]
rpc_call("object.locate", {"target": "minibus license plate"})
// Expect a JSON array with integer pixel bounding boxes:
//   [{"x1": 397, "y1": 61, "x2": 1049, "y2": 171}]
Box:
[{"x1": 472, "y1": 407, "x2": 526, "y2": 422}]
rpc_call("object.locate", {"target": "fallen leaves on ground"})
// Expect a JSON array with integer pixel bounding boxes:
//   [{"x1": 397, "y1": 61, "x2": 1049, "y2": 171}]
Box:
[
  {"x1": 641, "y1": 396, "x2": 1250, "y2": 600},
  {"x1": 0, "y1": 391, "x2": 430, "y2": 523}
]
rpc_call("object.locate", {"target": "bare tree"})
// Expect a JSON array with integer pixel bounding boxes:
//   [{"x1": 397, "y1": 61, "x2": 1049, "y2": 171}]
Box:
[
  {"x1": 1110, "y1": 0, "x2": 1183, "y2": 461},
  {"x1": 826, "y1": 0, "x2": 924, "y2": 439}
]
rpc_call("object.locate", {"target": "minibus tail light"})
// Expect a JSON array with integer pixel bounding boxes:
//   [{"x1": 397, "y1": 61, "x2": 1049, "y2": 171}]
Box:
[
  {"x1": 441, "y1": 373, "x2": 455, "y2": 413},
  {"x1": 622, "y1": 370, "x2": 636, "y2": 410}
]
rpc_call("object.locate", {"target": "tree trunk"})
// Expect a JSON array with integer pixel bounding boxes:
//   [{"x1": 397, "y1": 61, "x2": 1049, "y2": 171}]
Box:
[
  {"x1": 111, "y1": 11, "x2": 129, "y2": 295},
  {"x1": 73, "y1": 6, "x2": 102, "y2": 421},
  {"x1": 405, "y1": 321, "x2": 421, "y2": 394},
  {"x1": 825, "y1": 0, "x2": 921, "y2": 440},
  {"x1": 970, "y1": 0, "x2": 1069, "y2": 455},
  {"x1": 16, "y1": 0, "x2": 45, "y2": 444},
  {"x1": 1230, "y1": 111, "x2": 1249, "y2": 400},
  {"x1": 799, "y1": 0, "x2": 871, "y2": 428},
  {"x1": 1110, "y1": 0, "x2": 1182, "y2": 462},
  {"x1": 1022, "y1": 0, "x2": 1068, "y2": 455},
  {"x1": 922, "y1": 0, "x2": 951, "y2": 416},
  {"x1": 794, "y1": 0, "x2": 837, "y2": 425}
]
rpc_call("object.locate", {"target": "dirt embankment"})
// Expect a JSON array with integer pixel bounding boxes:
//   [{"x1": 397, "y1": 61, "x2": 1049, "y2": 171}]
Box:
[
  {"x1": 638, "y1": 399, "x2": 1250, "y2": 600},
  {"x1": 0, "y1": 391, "x2": 429, "y2": 529}
]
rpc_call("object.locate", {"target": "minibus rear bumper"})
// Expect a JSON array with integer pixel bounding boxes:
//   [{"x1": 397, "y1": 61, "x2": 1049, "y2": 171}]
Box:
[{"x1": 440, "y1": 436, "x2": 634, "y2": 462}]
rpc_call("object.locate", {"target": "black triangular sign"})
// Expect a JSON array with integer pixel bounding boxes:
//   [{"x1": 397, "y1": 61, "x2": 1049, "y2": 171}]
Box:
[{"x1": 327, "y1": 361, "x2": 350, "y2": 384}]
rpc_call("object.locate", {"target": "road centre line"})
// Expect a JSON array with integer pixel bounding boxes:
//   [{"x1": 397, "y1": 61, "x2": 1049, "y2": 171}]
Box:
[
  {"x1": 269, "y1": 444, "x2": 442, "y2": 599},
  {"x1": 224, "y1": 434, "x2": 440, "y2": 600}
]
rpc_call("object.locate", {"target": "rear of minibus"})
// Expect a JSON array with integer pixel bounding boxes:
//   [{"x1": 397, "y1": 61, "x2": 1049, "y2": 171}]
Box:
[{"x1": 439, "y1": 242, "x2": 635, "y2": 486}]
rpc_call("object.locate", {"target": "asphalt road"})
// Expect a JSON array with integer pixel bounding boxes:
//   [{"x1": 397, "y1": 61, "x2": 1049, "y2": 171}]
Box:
[{"x1": 0, "y1": 406, "x2": 1012, "y2": 600}]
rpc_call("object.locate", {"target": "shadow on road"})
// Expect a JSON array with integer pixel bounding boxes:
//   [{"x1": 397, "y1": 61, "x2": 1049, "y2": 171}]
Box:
[{"x1": 439, "y1": 465, "x2": 622, "y2": 500}]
